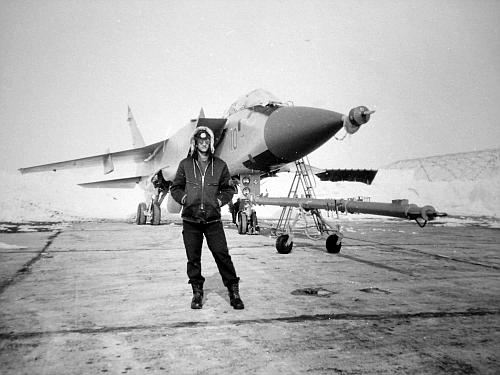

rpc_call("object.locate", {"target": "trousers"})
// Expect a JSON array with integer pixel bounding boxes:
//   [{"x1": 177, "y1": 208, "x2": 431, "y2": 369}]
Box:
[{"x1": 182, "y1": 220, "x2": 239, "y2": 287}]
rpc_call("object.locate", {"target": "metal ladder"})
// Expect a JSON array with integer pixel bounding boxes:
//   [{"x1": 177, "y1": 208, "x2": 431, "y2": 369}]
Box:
[{"x1": 274, "y1": 158, "x2": 326, "y2": 236}]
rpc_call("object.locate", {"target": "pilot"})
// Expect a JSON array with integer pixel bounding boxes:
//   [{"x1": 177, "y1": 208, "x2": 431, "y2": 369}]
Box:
[{"x1": 170, "y1": 126, "x2": 244, "y2": 310}]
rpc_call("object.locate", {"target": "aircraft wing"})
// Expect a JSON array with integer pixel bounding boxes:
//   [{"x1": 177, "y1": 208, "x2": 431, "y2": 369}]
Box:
[
  {"x1": 78, "y1": 176, "x2": 144, "y2": 189},
  {"x1": 18, "y1": 140, "x2": 165, "y2": 174}
]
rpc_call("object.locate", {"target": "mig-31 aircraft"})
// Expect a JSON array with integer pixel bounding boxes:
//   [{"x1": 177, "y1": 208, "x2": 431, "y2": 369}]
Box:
[{"x1": 19, "y1": 89, "x2": 445, "y2": 253}]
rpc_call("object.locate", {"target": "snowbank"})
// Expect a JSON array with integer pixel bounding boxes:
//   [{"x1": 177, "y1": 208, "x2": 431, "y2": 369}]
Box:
[{"x1": 0, "y1": 170, "x2": 143, "y2": 222}]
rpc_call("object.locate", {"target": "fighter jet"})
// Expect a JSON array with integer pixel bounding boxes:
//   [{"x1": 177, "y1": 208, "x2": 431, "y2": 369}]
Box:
[{"x1": 19, "y1": 89, "x2": 445, "y2": 253}]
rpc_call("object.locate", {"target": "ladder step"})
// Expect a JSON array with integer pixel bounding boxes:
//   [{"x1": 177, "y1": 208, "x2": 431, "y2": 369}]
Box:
[{"x1": 275, "y1": 158, "x2": 319, "y2": 233}]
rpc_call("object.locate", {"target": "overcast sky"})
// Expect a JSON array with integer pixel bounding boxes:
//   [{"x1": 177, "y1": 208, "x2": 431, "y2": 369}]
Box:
[{"x1": 1, "y1": 0, "x2": 499, "y2": 175}]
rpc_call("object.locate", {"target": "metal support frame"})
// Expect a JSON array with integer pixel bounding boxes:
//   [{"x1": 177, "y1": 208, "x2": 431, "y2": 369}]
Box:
[{"x1": 272, "y1": 158, "x2": 333, "y2": 239}]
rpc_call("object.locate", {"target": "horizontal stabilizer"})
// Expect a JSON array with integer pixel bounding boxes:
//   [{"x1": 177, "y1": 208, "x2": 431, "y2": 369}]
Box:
[
  {"x1": 78, "y1": 176, "x2": 143, "y2": 189},
  {"x1": 315, "y1": 169, "x2": 378, "y2": 185},
  {"x1": 19, "y1": 140, "x2": 165, "y2": 174}
]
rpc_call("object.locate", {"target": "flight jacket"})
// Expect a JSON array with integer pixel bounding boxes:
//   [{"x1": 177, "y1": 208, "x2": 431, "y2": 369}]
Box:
[{"x1": 170, "y1": 153, "x2": 234, "y2": 223}]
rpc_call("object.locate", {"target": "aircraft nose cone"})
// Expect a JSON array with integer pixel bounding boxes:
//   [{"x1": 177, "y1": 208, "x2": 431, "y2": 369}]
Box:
[{"x1": 264, "y1": 106, "x2": 345, "y2": 161}]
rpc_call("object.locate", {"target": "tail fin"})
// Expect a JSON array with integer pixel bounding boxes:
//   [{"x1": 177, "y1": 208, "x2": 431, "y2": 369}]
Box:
[{"x1": 127, "y1": 106, "x2": 146, "y2": 148}]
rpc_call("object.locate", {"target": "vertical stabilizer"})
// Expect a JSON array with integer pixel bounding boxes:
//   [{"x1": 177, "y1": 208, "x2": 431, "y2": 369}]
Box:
[{"x1": 127, "y1": 106, "x2": 146, "y2": 149}]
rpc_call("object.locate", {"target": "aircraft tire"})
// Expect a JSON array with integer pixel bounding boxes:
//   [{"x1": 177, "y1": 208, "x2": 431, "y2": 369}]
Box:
[
  {"x1": 151, "y1": 203, "x2": 161, "y2": 226},
  {"x1": 238, "y1": 212, "x2": 248, "y2": 235},
  {"x1": 136, "y1": 203, "x2": 147, "y2": 225},
  {"x1": 326, "y1": 234, "x2": 342, "y2": 253},
  {"x1": 276, "y1": 235, "x2": 293, "y2": 254}
]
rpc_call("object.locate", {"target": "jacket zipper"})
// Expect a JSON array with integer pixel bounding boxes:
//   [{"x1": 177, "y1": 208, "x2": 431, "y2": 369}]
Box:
[{"x1": 196, "y1": 159, "x2": 211, "y2": 211}]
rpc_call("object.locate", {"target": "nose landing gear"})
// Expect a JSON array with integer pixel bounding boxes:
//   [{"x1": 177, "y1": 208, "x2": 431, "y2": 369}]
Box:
[{"x1": 237, "y1": 208, "x2": 259, "y2": 235}]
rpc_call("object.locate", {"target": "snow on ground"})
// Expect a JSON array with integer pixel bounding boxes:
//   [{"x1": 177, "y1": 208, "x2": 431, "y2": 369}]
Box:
[
  {"x1": 0, "y1": 242, "x2": 27, "y2": 249},
  {"x1": 0, "y1": 170, "x2": 144, "y2": 222},
  {"x1": 1, "y1": 149, "x2": 499, "y2": 226}
]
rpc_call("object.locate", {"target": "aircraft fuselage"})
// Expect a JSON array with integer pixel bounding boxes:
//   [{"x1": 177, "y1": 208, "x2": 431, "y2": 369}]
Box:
[
  {"x1": 219, "y1": 105, "x2": 348, "y2": 177},
  {"x1": 154, "y1": 100, "x2": 371, "y2": 183},
  {"x1": 18, "y1": 89, "x2": 373, "y2": 194}
]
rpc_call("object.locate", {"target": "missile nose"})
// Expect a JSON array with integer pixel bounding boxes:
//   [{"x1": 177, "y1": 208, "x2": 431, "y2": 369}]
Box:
[
  {"x1": 344, "y1": 106, "x2": 375, "y2": 134},
  {"x1": 264, "y1": 106, "x2": 345, "y2": 161}
]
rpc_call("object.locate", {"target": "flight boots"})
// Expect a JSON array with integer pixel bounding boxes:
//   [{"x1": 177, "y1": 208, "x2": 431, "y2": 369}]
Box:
[
  {"x1": 191, "y1": 283, "x2": 204, "y2": 309},
  {"x1": 227, "y1": 282, "x2": 244, "y2": 309}
]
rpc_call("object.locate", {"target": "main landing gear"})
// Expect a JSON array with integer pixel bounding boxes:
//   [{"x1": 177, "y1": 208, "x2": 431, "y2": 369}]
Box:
[
  {"x1": 135, "y1": 172, "x2": 168, "y2": 226},
  {"x1": 136, "y1": 199, "x2": 161, "y2": 226}
]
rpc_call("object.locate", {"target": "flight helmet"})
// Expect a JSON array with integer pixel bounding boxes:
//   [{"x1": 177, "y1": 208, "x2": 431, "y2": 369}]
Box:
[{"x1": 190, "y1": 126, "x2": 215, "y2": 155}]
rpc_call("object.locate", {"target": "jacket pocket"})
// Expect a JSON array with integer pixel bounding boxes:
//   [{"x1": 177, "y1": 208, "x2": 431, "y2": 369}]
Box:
[
  {"x1": 185, "y1": 180, "x2": 200, "y2": 206},
  {"x1": 205, "y1": 182, "x2": 219, "y2": 206}
]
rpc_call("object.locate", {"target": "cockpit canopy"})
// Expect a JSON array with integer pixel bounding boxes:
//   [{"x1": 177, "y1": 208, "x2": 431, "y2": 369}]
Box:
[{"x1": 223, "y1": 89, "x2": 284, "y2": 118}]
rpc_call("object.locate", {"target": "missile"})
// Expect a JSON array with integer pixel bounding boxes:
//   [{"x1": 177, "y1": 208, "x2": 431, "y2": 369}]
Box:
[
  {"x1": 252, "y1": 196, "x2": 446, "y2": 225},
  {"x1": 336, "y1": 199, "x2": 445, "y2": 223}
]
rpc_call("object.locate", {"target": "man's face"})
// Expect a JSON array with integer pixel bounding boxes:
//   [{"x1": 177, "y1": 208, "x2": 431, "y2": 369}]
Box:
[{"x1": 196, "y1": 138, "x2": 210, "y2": 153}]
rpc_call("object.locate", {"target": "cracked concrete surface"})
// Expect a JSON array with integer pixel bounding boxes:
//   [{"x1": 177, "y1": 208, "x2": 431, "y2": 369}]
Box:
[{"x1": 1, "y1": 220, "x2": 499, "y2": 374}]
